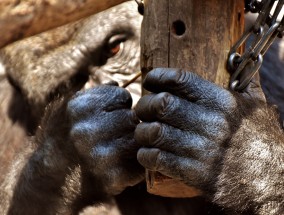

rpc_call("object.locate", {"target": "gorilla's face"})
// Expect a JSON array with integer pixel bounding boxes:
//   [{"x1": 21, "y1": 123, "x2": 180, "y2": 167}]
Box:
[{"x1": 0, "y1": 1, "x2": 142, "y2": 118}]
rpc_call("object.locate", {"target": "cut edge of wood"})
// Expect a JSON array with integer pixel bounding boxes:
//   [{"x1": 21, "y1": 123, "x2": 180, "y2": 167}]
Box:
[{"x1": 0, "y1": 0, "x2": 129, "y2": 48}]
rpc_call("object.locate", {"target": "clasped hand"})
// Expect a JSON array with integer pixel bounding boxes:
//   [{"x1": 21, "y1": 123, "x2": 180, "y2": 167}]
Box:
[
  {"x1": 135, "y1": 68, "x2": 238, "y2": 192},
  {"x1": 67, "y1": 68, "x2": 240, "y2": 196}
]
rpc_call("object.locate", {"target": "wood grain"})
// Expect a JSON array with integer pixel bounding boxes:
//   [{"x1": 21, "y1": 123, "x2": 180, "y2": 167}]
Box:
[
  {"x1": 0, "y1": 0, "x2": 128, "y2": 48},
  {"x1": 141, "y1": 0, "x2": 244, "y2": 198}
]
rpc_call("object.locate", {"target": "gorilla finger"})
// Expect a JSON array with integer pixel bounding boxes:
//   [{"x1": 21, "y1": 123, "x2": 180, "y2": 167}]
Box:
[
  {"x1": 137, "y1": 148, "x2": 208, "y2": 187},
  {"x1": 143, "y1": 68, "x2": 237, "y2": 113},
  {"x1": 108, "y1": 168, "x2": 145, "y2": 195},
  {"x1": 71, "y1": 110, "x2": 139, "y2": 143},
  {"x1": 136, "y1": 92, "x2": 198, "y2": 125},
  {"x1": 95, "y1": 164, "x2": 145, "y2": 195},
  {"x1": 136, "y1": 93, "x2": 230, "y2": 138},
  {"x1": 135, "y1": 122, "x2": 219, "y2": 159},
  {"x1": 68, "y1": 85, "x2": 132, "y2": 120},
  {"x1": 135, "y1": 92, "x2": 171, "y2": 122},
  {"x1": 75, "y1": 133, "x2": 138, "y2": 162},
  {"x1": 103, "y1": 109, "x2": 140, "y2": 134},
  {"x1": 88, "y1": 85, "x2": 132, "y2": 110}
]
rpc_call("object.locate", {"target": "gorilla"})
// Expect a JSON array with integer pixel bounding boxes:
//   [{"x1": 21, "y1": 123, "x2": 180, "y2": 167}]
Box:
[
  {"x1": 0, "y1": 1, "x2": 142, "y2": 182},
  {"x1": 0, "y1": 1, "x2": 284, "y2": 215}
]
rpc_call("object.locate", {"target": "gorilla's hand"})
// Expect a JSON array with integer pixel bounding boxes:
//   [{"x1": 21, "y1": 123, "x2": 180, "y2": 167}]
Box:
[
  {"x1": 135, "y1": 68, "x2": 284, "y2": 214},
  {"x1": 135, "y1": 68, "x2": 238, "y2": 192},
  {"x1": 5, "y1": 85, "x2": 144, "y2": 214},
  {"x1": 67, "y1": 85, "x2": 144, "y2": 195}
]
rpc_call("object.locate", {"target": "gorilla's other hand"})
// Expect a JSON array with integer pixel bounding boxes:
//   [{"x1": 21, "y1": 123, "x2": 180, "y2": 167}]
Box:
[
  {"x1": 135, "y1": 68, "x2": 284, "y2": 214},
  {"x1": 67, "y1": 85, "x2": 144, "y2": 195},
  {"x1": 6, "y1": 85, "x2": 144, "y2": 215}
]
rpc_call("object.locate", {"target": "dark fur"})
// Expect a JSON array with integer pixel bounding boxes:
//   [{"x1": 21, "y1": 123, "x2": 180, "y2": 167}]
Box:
[{"x1": 214, "y1": 99, "x2": 284, "y2": 214}]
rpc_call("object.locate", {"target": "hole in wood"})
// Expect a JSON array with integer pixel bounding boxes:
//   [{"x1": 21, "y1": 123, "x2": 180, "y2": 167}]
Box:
[
  {"x1": 172, "y1": 20, "x2": 186, "y2": 36},
  {"x1": 238, "y1": 12, "x2": 242, "y2": 22}
]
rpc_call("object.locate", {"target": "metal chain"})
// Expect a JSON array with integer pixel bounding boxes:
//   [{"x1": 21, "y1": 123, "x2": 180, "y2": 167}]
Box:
[{"x1": 228, "y1": 0, "x2": 284, "y2": 91}]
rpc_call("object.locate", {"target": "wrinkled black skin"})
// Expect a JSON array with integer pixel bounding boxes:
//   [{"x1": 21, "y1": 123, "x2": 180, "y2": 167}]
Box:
[
  {"x1": 7, "y1": 68, "x2": 284, "y2": 215},
  {"x1": 135, "y1": 68, "x2": 284, "y2": 215},
  {"x1": 5, "y1": 83, "x2": 223, "y2": 215},
  {"x1": 7, "y1": 85, "x2": 144, "y2": 214},
  {"x1": 135, "y1": 68, "x2": 237, "y2": 193},
  {"x1": 66, "y1": 85, "x2": 143, "y2": 196}
]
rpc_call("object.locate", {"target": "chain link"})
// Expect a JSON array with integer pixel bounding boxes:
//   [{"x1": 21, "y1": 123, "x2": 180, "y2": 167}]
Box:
[{"x1": 228, "y1": 0, "x2": 284, "y2": 91}]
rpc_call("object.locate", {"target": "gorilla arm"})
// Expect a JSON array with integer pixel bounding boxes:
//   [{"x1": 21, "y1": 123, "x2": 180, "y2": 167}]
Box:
[
  {"x1": 135, "y1": 68, "x2": 284, "y2": 215},
  {"x1": 0, "y1": 98, "x2": 75, "y2": 215},
  {"x1": 214, "y1": 96, "x2": 284, "y2": 214},
  {"x1": 0, "y1": 85, "x2": 143, "y2": 215}
]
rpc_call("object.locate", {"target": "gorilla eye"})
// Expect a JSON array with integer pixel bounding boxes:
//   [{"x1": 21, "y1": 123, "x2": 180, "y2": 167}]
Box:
[
  {"x1": 110, "y1": 43, "x2": 121, "y2": 55},
  {"x1": 107, "y1": 34, "x2": 126, "y2": 57}
]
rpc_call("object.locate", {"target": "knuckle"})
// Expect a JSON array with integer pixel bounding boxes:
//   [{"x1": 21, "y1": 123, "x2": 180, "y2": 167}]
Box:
[
  {"x1": 215, "y1": 113, "x2": 230, "y2": 129},
  {"x1": 174, "y1": 69, "x2": 192, "y2": 86},
  {"x1": 67, "y1": 92, "x2": 94, "y2": 117},
  {"x1": 87, "y1": 85, "x2": 123, "y2": 101},
  {"x1": 91, "y1": 145, "x2": 115, "y2": 159},
  {"x1": 196, "y1": 139, "x2": 218, "y2": 159},
  {"x1": 127, "y1": 110, "x2": 140, "y2": 125},
  {"x1": 66, "y1": 101, "x2": 76, "y2": 118},
  {"x1": 109, "y1": 85, "x2": 131, "y2": 98},
  {"x1": 204, "y1": 113, "x2": 230, "y2": 142},
  {"x1": 204, "y1": 147, "x2": 221, "y2": 161},
  {"x1": 113, "y1": 110, "x2": 139, "y2": 131},
  {"x1": 218, "y1": 90, "x2": 238, "y2": 113},
  {"x1": 155, "y1": 92, "x2": 175, "y2": 118},
  {"x1": 138, "y1": 148, "x2": 162, "y2": 171},
  {"x1": 70, "y1": 122, "x2": 93, "y2": 142},
  {"x1": 106, "y1": 87, "x2": 133, "y2": 109},
  {"x1": 67, "y1": 100, "x2": 83, "y2": 118},
  {"x1": 217, "y1": 117, "x2": 231, "y2": 140},
  {"x1": 116, "y1": 88, "x2": 132, "y2": 104},
  {"x1": 149, "y1": 122, "x2": 164, "y2": 144},
  {"x1": 70, "y1": 125, "x2": 83, "y2": 140},
  {"x1": 154, "y1": 150, "x2": 163, "y2": 171}
]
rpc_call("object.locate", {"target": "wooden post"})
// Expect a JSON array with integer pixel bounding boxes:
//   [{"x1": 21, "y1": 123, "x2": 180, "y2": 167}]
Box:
[
  {"x1": 141, "y1": 0, "x2": 244, "y2": 197},
  {"x1": 0, "y1": 0, "x2": 128, "y2": 48}
]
